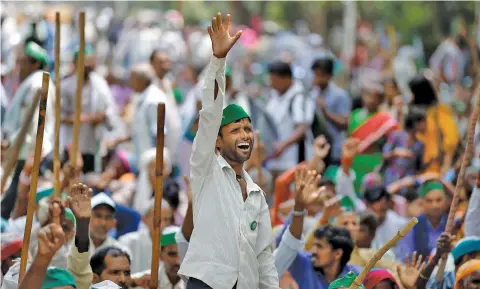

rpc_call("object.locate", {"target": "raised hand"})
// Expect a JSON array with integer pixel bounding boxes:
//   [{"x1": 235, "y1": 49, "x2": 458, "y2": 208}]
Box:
[
  {"x1": 207, "y1": 13, "x2": 242, "y2": 59},
  {"x1": 435, "y1": 232, "x2": 454, "y2": 257},
  {"x1": 37, "y1": 203, "x2": 66, "y2": 261},
  {"x1": 313, "y1": 135, "x2": 330, "y2": 160},
  {"x1": 294, "y1": 166, "x2": 321, "y2": 205},
  {"x1": 397, "y1": 251, "x2": 426, "y2": 289},
  {"x1": 322, "y1": 196, "x2": 342, "y2": 220},
  {"x1": 68, "y1": 183, "x2": 92, "y2": 219},
  {"x1": 342, "y1": 138, "x2": 359, "y2": 160}
]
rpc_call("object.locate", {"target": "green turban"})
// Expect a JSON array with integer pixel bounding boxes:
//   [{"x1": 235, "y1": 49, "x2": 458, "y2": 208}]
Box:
[
  {"x1": 418, "y1": 181, "x2": 444, "y2": 198},
  {"x1": 328, "y1": 271, "x2": 364, "y2": 289},
  {"x1": 340, "y1": 196, "x2": 355, "y2": 212},
  {"x1": 161, "y1": 226, "x2": 180, "y2": 247},
  {"x1": 36, "y1": 187, "x2": 54, "y2": 204},
  {"x1": 220, "y1": 104, "x2": 250, "y2": 127},
  {"x1": 25, "y1": 42, "x2": 49, "y2": 66},
  {"x1": 322, "y1": 165, "x2": 339, "y2": 185},
  {"x1": 74, "y1": 45, "x2": 94, "y2": 59},
  {"x1": 41, "y1": 267, "x2": 76, "y2": 289}
]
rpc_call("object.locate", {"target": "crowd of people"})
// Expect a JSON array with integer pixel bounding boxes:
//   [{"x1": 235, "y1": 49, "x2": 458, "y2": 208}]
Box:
[{"x1": 1, "y1": 4, "x2": 480, "y2": 289}]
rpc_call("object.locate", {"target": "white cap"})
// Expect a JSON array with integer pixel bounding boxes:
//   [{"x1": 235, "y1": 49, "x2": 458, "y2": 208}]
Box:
[
  {"x1": 91, "y1": 192, "x2": 116, "y2": 211},
  {"x1": 91, "y1": 280, "x2": 122, "y2": 289}
]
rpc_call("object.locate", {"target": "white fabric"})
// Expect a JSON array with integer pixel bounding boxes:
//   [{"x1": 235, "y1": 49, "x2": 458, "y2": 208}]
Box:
[
  {"x1": 265, "y1": 81, "x2": 313, "y2": 171},
  {"x1": 178, "y1": 56, "x2": 279, "y2": 289},
  {"x1": 92, "y1": 280, "x2": 122, "y2": 289},
  {"x1": 372, "y1": 210, "x2": 408, "y2": 258},
  {"x1": 131, "y1": 84, "x2": 167, "y2": 166},
  {"x1": 118, "y1": 228, "x2": 152, "y2": 274},
  {"x1": 88, "y1": 235, "x2": 130, "y2": 258},
  {"x1": 1, "y1": 259, "x2": 31, "y2": 289},
  {"x1": 91, "y1": 192, "x2": 116, "y2": 211},
  {"x1": 3, "y1": 70, "x2": 55, "y2": 160},
  {"x1": 131, "y1": 263, "x2": 185, "y2": 289}
]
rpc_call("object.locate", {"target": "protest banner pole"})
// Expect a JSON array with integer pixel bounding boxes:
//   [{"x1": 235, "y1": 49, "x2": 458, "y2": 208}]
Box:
[
  {"x1": 19, "y1": 73, "x2": 50, "y2": 281},
  {"x1": 53, "y1": 11, "x2": 62, "y2": 197},
  {"x1": 150, "y1": 103, "x2": 166, "y2": 289},
  {"x1": 349, "y1": 217, "x2": 418, "y2": 289}
]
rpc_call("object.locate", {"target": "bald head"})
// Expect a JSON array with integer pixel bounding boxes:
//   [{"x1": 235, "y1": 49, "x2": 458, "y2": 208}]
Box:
[{"x1": 129, "y1": 63, "x2": 155, "y2": 92}]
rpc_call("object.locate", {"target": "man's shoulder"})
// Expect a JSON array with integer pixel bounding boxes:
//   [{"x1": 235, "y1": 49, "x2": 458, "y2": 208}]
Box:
[{"x1": 328, "y1": 83, "x2": 349, "y2": 98}]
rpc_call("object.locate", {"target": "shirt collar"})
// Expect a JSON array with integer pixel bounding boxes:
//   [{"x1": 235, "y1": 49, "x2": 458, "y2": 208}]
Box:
[{"x1": 216, "y1": 154, "x2": 262, "y2": 195}]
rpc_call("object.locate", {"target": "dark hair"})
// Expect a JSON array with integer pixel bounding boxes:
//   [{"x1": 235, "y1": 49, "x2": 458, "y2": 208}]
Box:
[
  {"x1": 163, "y1": 178, "x2": 180, "y2": 210},
  {"x1": 311, "y1": 58, "x2": 334, "y2": 76},
  {"x1": 409, "y1": 75, "x2": 437, "y2": 106},
  {"x1": 149, "y1": 49, "x2": 168, "y2": 64},
  {"x1": 318, "y1": 179, "x2": 336, "y2": 190},
  {"x1": 313, "y1": 225, "x2": 354, "y2": 270},
  {"x1": 405, "y1": 107, "x2": 427, "y2": 131},
  {"x1": 359, "y1": 212, "x2": 378, "y2": 234},
  {"x1": 268, "y1": 61, "x2": 292, "y2": 78},
  {"x1": 90, "y1": 246, "x2": 131, "y2": 276},
  {"x1": 364, "y1": 184, "x2": 389, "y2": 204}
]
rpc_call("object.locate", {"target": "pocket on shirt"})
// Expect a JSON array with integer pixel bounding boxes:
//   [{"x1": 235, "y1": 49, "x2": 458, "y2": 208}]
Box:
[{"x1": 244, "y1": 194, "x2": 262, "y2": 248}]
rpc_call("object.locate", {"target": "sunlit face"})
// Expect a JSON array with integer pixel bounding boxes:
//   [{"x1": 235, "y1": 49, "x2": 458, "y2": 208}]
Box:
[
  {"x1": 373, "y1": 280, "x2": 397, "y2": 289},
  {"x1": 357, "y1": 224, "x2": 374, "y2": 248},
  {"x1": 161, "y1": 244, "x2": 180, "y2": 278},
  {"x1": 269, "y1": 74, "x2": 290, "y2": 92},
  {"x1": 216, "y1": 118, "x2": 254, "y2": 165},
  {"x1": 311, "y1": 237, "x2": 340, "y2": 270},
  {"x1": 336, "y1": 213, "x2": 360, "y2": 242},
  {"x1": 143, "y1": 206, "x2": 173, "y2": 234},
  {"x1": 423, "y1": 190, "x2": 447, "y2": 219},
  {"x1": 90, "y1": 205, "x2": 116, "y2": 241},
  {"x1": 368, "y1": 197, "x2": 388, "y2": 224},
  {"x1": 362, "y1": 90, "x2": 382, "y2": 112},
  {"x1": 151, "y1": 52, "x2": 171, "y2": 77},
  {"x1": 129, "y1": 72, "x2": 147, "y2": 93},
  {"x1": 98, "y1": 255, "x2": 132, "y2": 289}
]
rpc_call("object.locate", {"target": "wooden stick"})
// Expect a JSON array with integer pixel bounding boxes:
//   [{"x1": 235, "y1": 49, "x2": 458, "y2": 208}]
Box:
[
  {"x1": 436, "y1": 85, "x2": 480, "y2": 281},
  {"x1": 70, "y1": 11, "x2": 85, "y2": 178},
  {"x1": 1, "y1": 91, "x2": 41, "y2": 194},
  {"x1": 349, "y1": 218, "x2": 418, "y2": 289},
  {"x1": 150, "y1": 103, "x2": 166, "y2": 289},
  {"x1": 53, "y1": 12, "x2": 61, "y2": 198},
  {"x1": 19, "y1": 72, "x2": 50, "y2": 281},
  {"x1": 255, "y1": 130, "x2": 263, "y2": 185}
]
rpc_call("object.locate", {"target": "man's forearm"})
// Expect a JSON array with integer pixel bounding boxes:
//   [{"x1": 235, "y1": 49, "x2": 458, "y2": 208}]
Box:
[
  {"x1": 417, "y1": 253, "x2": 441, "y2": 289},
  {"x1": 281, "y1": 124, "x2": 308, "y2": 150},
  {"x1": 182, "y1": 202, "x2": 194, "y2": 242},
  {"x1": 75, "y1": 218, "x2": 90, "y2": 253},
  {"x1": 19, "y1": 256, "x2": 49, "y2": 289},
  {"x1": 323, "y1": 110, "x2": 348, "y2": 130},
  {"x1": 289, "y1": 201, "x2": 305, "y2": 239}
]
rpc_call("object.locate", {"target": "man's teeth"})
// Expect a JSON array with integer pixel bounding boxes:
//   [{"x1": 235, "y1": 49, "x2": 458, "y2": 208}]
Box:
[{"x1": 237, "y1": 142, "x2": 250, "y2": 149}]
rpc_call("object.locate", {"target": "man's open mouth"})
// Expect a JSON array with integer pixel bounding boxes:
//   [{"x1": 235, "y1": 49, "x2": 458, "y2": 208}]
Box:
[{"x1": 237, "y1": 142, "x2": 250, "y2": 151}]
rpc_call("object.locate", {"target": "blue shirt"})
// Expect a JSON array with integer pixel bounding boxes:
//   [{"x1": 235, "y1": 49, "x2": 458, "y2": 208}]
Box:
[{"x1": 313, "y1": 82, "x2": 351, "y2": 160}]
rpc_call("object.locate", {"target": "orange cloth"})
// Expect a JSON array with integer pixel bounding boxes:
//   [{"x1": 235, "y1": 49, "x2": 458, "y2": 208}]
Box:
[
  {"x1": 454, "y1": 259, "x2": 480, "y2": 289},
  {"x1": 119, "y1": 173, "x2": 135, "y2": 182},
  {"x1": 416, "y1": 104, "x2": 459, "y2": 173}
]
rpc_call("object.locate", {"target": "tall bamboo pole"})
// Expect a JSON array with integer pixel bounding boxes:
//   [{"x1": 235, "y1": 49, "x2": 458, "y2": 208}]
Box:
[{"x1": 53, "y1": 12, "x2": 62, "y2": 197}]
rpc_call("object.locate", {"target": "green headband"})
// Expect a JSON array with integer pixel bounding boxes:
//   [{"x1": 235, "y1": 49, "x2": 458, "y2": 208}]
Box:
[
  {"x1": 25, "y1": 42, "x2": 49, "y2": 66},
  {"x1": 36, "y1": 187, "x2": 54, "y2": 204},
  {"x1": 74, "y1": 45, "x2": 94, "y2": 59},
  {"x1": 340, "y1": 196, "x2": 356, "y2": 212},
  {"x1": 41, "y1": 267, "x2": 77, "y2": 289},
  {"x1": 418, "y1": 181, "x2": 444, "y2": 198},
  {"x1": 220, "y1": 104, "x2": 250, "y2": 127},
  {"x1": 161, "y1": 226, "x2": 180, "y2": 247},
  {"x1": 329, "y1": 271, "x2": 364, "y2": 289}
]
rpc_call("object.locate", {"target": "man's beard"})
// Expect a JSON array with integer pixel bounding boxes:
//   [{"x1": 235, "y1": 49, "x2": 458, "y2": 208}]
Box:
[{"x1": 222, "y1": 147, "x2": 252, "y2": 164}]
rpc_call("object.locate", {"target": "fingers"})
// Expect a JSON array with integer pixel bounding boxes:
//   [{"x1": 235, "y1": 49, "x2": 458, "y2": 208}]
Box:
[
  {"x1": 412, "y1": 251, "x2": 417, "y2": 264},
  {"x1": 405, "y1": 254, "x2": 411, "y2": 267},
  {"x1": 232, "y1": 30, "x2": 242, "y2": 44},
  {"x1": 415, "y1": 254, "x2": 423, "y2": 269},
  {"x1": 216, "y1": 12, "x2": 222, "y2": 30},
  {"x1": 225, "y1": 13, "x2": 231, "y2": 29},
  {"x1": 50, "y1": 223, "x2": 66, "y2": 244},
  {"x1": 183, "y1": 175, "x2": 191, "y2": 188},
  {"x1": 207, "y1": 26, "x2": 213, "y2": 38},
  {"x1": 51, "y1": 202, "x2": 62, "y2": 225},
  {"x1": 211, "y1": 17, "x2": 217, "y2": 33}
]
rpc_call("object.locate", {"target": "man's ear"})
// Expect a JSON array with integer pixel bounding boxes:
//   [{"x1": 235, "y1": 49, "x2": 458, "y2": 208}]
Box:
[
  {"x1": 93, "y1": 273, "x2": 100, "y2": 284},
  {"x1": 216, "y1": 135, "x2": 222, "y2": 151},
  {"x1": 334, "y1": 248, "x2": 343, "y2": 262}
]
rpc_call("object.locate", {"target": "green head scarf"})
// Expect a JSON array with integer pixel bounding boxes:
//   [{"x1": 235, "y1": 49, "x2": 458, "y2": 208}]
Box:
[
  {"x1": 41, "y1": 267, "x2": 76, "y2": 289},
  {"x1": 418, "y1": 181, "x2": 444, "y2": 198},
  {"x1": 74, "y1": 45, "x2": 94, "y2": 60},
  {"x1": 328, "y1": 271, "x2": 364, "y2": 289},
  {"x1": 220, "y1": 104, "x2": 250, "y2": 128},
  {"x1": 25, "y1": 42, "x2": 49, "y2": 66},
  {"x1": 161, "y1": 225, "x2": 180, "y2": 247},
  {"x1": 322, "y1": 165, "x2": 339, "y2": 185}
]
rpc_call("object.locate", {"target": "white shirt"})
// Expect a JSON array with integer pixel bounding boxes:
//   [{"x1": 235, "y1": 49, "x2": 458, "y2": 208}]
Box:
[
  {"x1": 132, "y1": 263, "x2": 185, "y2": 289},
  {"x1": 265, "y1": 82, "x2": 312, "y2": 171},
  {"x1": 89, "y1": 236, "x2": 131, "y2": 258},
  {"x1": 118, "y1": 228, "x2": 152, "y2": 273},
  {"x1": 178, "y1": 56, "x2": 279, "y2": 289},
  {"x1": 372, "y1": 210, "x2": 408, "y2": 259}
]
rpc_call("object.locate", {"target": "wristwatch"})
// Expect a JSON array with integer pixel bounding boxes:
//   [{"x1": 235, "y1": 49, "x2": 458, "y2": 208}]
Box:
[{"x1": 292, "y1": 209, "x2": 307, "y2": 217}]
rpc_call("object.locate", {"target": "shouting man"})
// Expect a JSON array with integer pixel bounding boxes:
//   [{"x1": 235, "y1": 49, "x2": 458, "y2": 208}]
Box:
[{"x1": 178, "y1": 13, "x2": 279, "y2": 289}]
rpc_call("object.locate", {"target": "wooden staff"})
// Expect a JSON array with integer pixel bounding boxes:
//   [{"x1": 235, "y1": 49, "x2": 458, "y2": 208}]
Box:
[
  {"x1": 53, "y1": 12, "x2": 61, "y2": 198},
  {"x1": 70, "y1": 11, "x2": 85, "y2": 179},
  {"x1": 436, "y1": 85, "x2": 480, "y2": 281},
  {"x1": 255, "y1": 130, "x2": 263, "y2": 185},
  {"x1": 19, "y1": 72, "x2": 50, "y2": 281},
  {"x1": 0, "y1": 91, "x2": 41, "y2": 194},
  {"x1": 150, "y1": 103, "x2": 166, "y2": 289},
  {"x1": 349, "y1": 218, "x2": 418, "y2": 289}
]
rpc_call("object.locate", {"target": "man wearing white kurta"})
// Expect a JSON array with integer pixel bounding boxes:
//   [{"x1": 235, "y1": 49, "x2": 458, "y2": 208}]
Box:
[
  {"x1": 2, "y1": 42, "x2": 55, "y2": 218},
  {"x1": 178, "y1": 13, "x2": 279, "y2": 289}
]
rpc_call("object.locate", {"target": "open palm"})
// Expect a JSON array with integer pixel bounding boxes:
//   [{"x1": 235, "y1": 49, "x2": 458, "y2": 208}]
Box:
[
  {"x1": 68, "y1": 183, "x2": 92, "y2": 219},
  {"x1": 208, "y1": 13, "x2": 242, "y2": 59},
  {"x1": 397, "y1": 251, "x2": 426, "y2": 289}
]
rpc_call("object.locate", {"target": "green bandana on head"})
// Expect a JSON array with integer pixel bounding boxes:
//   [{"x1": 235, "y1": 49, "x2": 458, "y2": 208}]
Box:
[
  {"x1": 418, "y1": 181, "x2": 444, "y2": 198},
  {"x1": 41, "y1": 267, "x2": 77, "y2": 289},
  {"x1": 340, "y1": 196, "x2": 356, "y2": 212},
  {"x1": 74, "y1": 45, "x2": 94, "y2": 60},
  {"x1": 161, "y1": 226, "x2": 180, "y2": 247},
  {"x1": 25, "y1": 42, "x2": 49, "y2": 66},
  {"x1": 220, "y1": 104, "x2": 250, "y2": 128},
  {"x1": 328, "y1": 271, "x2": 364, "y2": 289},
  {"x1": 36, "y1": 187, "x2": 54, "y2": 204}
]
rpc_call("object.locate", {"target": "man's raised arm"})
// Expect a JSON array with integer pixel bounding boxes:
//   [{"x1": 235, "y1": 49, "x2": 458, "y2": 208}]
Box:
[{"x1": 190, "y1": 13, "x2": 242, "y2": 180}]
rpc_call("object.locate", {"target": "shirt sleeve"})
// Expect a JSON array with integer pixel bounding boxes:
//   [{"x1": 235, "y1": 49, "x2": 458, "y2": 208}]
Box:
[
  {"x1": 189, "y1": 56, "x2": 226, "y2": 180},
  {"x1": 334, "y1": 90, "x2": 352, "y2": 115},
  {"x1": 67, "y1": 245, "x2": 93, "y2": 289},
  {"x1": 274, "y1": 226, "x2": 305, "y2": 278},
  {"x1": 465, "y1": 187, "x2": 480, "y2": 237},
  {"x1": 291, "y1": 93, "x2": 310, "y2": 125}
]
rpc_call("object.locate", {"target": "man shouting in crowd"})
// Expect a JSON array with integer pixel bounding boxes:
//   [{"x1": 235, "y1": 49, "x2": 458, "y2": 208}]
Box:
[{"x1": 178, "y1": 12, "x2": 280, "y2": 289}]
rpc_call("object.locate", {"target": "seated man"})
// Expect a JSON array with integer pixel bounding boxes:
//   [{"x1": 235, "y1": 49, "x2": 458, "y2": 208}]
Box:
[{"x1": 90, "y1": 246, "x2": 132, "y2": 289}]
